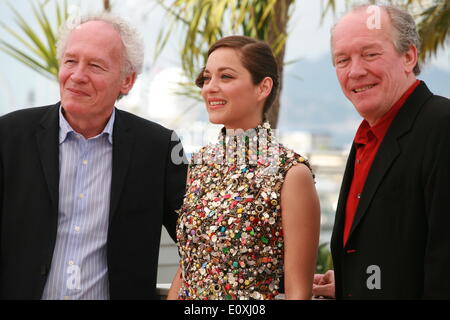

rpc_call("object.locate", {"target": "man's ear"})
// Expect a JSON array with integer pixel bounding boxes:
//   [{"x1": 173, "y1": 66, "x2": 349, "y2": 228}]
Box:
[
  {"x1": 257, "y1": 76, "x2": 273, "y2": 102},
  {"x1": 403, "y1": 45, "x2": 418, "y2": 74},
  {"x1": 120, "y1": 72, "x2": 137, "y2": 95}
]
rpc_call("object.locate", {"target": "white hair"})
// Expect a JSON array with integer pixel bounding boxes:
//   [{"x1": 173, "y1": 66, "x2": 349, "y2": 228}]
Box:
[{"x1": 56, "y1": 12, "x2": 144, "y2": 76}]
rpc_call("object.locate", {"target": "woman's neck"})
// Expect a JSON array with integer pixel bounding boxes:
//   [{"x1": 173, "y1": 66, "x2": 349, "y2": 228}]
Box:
[{"x1": 223, "y1": 116, "x2": 263, "y2": 132}]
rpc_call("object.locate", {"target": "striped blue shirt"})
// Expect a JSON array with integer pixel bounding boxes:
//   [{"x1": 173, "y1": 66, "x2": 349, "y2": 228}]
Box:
[{"x1": 41, "y1": 106, "x2": 115, "y2": 300}]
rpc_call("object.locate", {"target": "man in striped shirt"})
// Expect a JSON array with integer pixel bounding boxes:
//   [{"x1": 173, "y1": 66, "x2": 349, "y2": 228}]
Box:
[{"x1": 0, "y1": 13, "x2": 187, "y2": 299}]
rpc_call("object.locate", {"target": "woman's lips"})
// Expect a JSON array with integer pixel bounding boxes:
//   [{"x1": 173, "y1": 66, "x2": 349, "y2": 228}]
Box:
[{"x1": 207, "y1": 99, "x2": 227, "y2": 109}]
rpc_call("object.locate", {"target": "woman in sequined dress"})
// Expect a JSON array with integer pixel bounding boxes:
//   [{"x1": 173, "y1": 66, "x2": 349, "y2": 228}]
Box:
[{"x1": 167, "y1": 36, "x2": 320, "y2": 300}]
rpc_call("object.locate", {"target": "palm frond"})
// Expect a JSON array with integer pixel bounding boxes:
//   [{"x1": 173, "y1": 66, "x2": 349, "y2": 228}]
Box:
[
  {"x1": 0, "y1": 40, "x2": 56, "y2": 80},
  {"x1": 0, "y1": 0, "x2": 68, "y2": 81},
  {"x1": 416, "y1": 1, "x2": 450, "y2": 61},
  {"x1": 320, "y1": 0, "x2": 337, "y2": 23},
  {"x1": 155, "y1": 0, "x2": 294, "y2": 80}
]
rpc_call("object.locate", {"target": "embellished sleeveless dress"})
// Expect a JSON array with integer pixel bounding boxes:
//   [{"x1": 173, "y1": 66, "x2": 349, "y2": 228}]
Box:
[{"x1": 176, "y1": 122, "x2": 313, "y2": 300}]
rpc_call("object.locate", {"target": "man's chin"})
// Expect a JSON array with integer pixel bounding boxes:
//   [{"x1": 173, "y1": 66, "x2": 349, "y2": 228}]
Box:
[
  {"x1": 61, "y1": 102, "x2": 91, "y2": 116},
  {"x1": 351, "y1": 99, "x2": 376, "y2": 114}
]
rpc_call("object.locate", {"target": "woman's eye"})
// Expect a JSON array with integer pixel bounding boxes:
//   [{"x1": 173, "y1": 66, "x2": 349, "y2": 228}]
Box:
[{"x1": 222, "y1": 74, "x2": 233, "y2": 79}]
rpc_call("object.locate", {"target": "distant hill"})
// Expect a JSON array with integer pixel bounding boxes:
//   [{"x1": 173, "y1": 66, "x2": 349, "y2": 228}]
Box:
[{"x1": 278, "y1": 54, "x2": 450, "y2": 148}]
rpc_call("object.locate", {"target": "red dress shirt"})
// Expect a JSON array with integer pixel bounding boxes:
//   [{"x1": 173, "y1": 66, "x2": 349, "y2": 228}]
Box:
[{"x1": 343, "y1": 80, "x2": 420, "y2": 246}]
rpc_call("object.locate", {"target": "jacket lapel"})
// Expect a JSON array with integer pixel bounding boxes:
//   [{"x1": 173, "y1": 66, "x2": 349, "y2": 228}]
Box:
[
  {"x1": 346, "y1": 81, "x2": 433, "y2": 244},
  {"x1": 347, "y1": 133, "x2": 401, "y2": 243},
  {"x1": 109, "y1": 109, "x2": 134, "y2": 225},
  {"x1": 35, "y1": 103, "x2": 60, "y2": 214},
  {"x1": 331, "y1": 144, "x2": 356, "y2": 250}
]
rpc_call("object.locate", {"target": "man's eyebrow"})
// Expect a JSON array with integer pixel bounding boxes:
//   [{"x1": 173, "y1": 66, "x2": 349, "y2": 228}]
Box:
[
  {"x1": 62, "y1": 52, "x2": 76, "y2": 58},
  {"x1": 62, "y1": 53, "x2": 108, "y2": 65},
  {"x1": 333, "y1": 44, "x2": 383, "y2": 56},
  {"x1": 361, "y1": 44, "x2": 383, "y2": 50}
]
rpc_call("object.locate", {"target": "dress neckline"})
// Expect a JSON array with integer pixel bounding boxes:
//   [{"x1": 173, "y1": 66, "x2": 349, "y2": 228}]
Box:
[
  {"x1": 216, "y1": 122, "x2": 277, "y2": 168},
  {"x1": 219, "y1": 122, "x2": 272, "y2": 138}
]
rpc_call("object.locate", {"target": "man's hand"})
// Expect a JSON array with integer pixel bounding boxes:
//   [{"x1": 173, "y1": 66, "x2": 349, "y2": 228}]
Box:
[{"x1": 312, "y1": 270, "x2": 336, "y2": 299}]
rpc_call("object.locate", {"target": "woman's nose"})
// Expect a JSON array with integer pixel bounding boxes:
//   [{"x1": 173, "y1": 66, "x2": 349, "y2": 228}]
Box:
[{"x1": 203, "y1": 76, "x2": 220, "y2": 93}]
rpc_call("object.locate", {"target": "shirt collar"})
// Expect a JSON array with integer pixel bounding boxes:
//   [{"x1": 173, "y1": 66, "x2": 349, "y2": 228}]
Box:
[
  {"x1": 354, "y1": 79, "x2": 420, "y2": 145},
  {"x1": 59, "y1": 105, "x2": 115, "y2": 144}
]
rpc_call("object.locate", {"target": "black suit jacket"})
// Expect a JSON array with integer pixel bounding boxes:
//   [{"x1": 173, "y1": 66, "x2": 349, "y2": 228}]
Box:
[
  {"x1": 331, "y1": 81, "x2": 450, "y2": 299},
  {"x1": 0, "y1": 103, "x2": 187, "y2": 299}
]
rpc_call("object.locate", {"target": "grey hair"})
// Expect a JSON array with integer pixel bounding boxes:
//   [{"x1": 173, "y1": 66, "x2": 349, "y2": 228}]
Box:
[
  {"x1": 56, "y1": 12, "x2": 144, "y2": 77},
  {"x1": 331, "y1": 4, "x2": 421, "y2": 75}
]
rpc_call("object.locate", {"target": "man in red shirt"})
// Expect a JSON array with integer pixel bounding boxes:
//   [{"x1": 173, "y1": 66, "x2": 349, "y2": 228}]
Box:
[{"x1": 313, "y1": 4, "x2": 450, "y2": 299}]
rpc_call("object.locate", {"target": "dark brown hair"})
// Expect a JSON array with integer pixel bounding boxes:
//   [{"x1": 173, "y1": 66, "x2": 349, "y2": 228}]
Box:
[{"x1": 195, "y1": 35, "x2": 280, "y2": 118}]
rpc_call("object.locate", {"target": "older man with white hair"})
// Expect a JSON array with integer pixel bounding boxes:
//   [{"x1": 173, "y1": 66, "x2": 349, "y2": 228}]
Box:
[{"x1": 0, "y1": 13, "x2": 187, "y2": 299}]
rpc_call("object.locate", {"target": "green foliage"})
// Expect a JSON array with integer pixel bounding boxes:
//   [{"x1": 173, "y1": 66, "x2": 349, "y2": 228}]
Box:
[
  {"x1": 0, "y1": 0, "x2": 68, "y2": 81},
  {"x1": 155, "y1": 0, "x2": 295, "y2": 80},
  {"x1": 316, "y1": 242, "x2": 333, "y2": 274},
  {"x1": 416, "y1": 1, "x2": 450, "y2": 61}
]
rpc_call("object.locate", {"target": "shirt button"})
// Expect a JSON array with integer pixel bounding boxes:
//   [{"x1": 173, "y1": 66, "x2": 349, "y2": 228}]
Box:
[
  {"x1": 82, "y1": 160, "x2": 88, "y2": 165},
  {"x1": 357, "y1": 193, "x2": 361, "y2": 199},
  {"x1": 69, "y1": 260, "x2": 74, "y2": 265},
  {"x1": 79, "y1": 193, "x2": 84, "y2": 199},
  {"x1": 64, "y1": 296, "x2": 70, "y2": 300},
  {"x1": 74, "y1": 226, "x2": 81, "y2": 232}
]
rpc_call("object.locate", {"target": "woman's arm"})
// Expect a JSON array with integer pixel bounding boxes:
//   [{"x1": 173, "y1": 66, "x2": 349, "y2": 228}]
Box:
[
  {"x1": 281, "y1": 164, "x2": 321, "y2": 300},
  {"x1": 167, "y1": 265, "x2": 183, "y2": 300}
]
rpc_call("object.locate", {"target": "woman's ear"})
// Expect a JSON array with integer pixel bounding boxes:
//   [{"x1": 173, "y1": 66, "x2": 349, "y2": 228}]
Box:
[{"x1": 257, "y1": 77, "x2": 273, "y2": 102}]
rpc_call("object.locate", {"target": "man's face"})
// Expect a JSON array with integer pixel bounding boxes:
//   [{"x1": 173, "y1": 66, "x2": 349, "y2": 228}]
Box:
[
  {"x1": 59, "y1": 21, "x2": 135, "y2": 120},
  {"x1": 332, "y1": 9, "x2": 416, "y2": 126}
]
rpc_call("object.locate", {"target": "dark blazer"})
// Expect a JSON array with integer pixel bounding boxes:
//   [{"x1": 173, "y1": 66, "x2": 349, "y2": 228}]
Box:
[
  {"x1": 331, "y1": 81, "x2": 450, "y2": 299},
  {"x1": 0, "y1": 103, "x2": 187, "y2": 299}
]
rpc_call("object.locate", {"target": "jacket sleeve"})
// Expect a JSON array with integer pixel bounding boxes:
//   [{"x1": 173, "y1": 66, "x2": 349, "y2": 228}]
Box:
[
  {"x1": 0, "y1": 129, "x2": 3, "y2": 270},
  {"x1": 162, "y1": 130, "x2": 188, "y2": 243},
  {"x1": 423, "y1": 114, "x2": 450, "y2": 299}
]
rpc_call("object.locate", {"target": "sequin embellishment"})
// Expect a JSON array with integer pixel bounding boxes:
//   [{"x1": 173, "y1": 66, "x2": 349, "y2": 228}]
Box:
[{"x1": 176, "y1": 122, "x2": 312, "y2": 300}]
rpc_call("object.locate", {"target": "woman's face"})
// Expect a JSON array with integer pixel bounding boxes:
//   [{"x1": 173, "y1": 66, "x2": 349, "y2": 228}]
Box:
[{"x1": 201, "y1": 47, "x2": 268, "y2": 130}]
